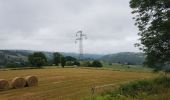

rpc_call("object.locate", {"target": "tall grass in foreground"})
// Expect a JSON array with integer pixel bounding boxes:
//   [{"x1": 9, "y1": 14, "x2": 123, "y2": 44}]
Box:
[{"x1": 88, "y1": 76, "x2": 170, "y2": 100}]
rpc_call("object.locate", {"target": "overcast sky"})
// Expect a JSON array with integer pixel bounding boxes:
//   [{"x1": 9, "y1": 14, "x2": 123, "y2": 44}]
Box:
[{"x1": 0, "y1": 0, "x2": 140, "y2": 54}]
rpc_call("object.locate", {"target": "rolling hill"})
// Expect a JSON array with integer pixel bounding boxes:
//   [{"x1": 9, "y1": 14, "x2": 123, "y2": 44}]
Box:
[
  {"x1": 0, "y1": 50, "x2": 146, "y2": 66},
  {"x1": 101, "y1": 52, "x2": 145, "y2": 65}
]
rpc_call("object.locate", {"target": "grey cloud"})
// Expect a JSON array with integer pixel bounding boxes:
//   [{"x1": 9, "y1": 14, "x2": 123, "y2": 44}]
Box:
[{"x1": 0, "y1": 0, "x2": 140, "y2": 54}]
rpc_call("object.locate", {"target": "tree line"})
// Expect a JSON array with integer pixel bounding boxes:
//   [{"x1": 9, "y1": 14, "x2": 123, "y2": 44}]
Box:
[{"x1": 28, "y1": 52, "x2": 102, "y2": 68}]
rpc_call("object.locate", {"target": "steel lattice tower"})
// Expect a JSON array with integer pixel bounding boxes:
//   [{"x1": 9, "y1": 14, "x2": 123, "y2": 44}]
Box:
[{"x1": 75, "y1": 30, "x2": 87, "y2": 60}]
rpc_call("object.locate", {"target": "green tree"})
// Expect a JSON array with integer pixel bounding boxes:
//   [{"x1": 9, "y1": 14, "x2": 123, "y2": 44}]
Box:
[
  {"x1": 130, "y1": 0, "x2": 170, "y2": 70},
  {"x1": 61, "y1": 57, "x2": 66, "y2": 68},
  {"x1": 65, "y1": 56, "x2": 79, "y2": 66},
  {"x1": 28, "y1": 52, "x2": 47, "y2": 68},
  {"x1": 91, "y1": 60, "x2": 103, "y2": 67},
  {"x1": 73, "y1": 61, "x2": 80, "y2": 66},
  {"x1": 53, "y1": 52, "x2": 62, "y2": 66}
]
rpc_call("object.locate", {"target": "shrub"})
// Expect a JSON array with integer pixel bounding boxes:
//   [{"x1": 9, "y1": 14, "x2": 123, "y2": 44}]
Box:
[
  {"x1": 118, "y1": 76, "x2": 170, "y2": 97},
  {"x1": 66, "y1": 61, "x2": 74, "y2": 66},
  {"x1": 119, "y1": 80, "x2": 152, "y2": 97},
  {"x1": 73, "y1": 61, "x2": 80, "y2": 66},
  {"x1": 91, "y1": 60, "x2": 103, "y2": 67},
  {"x1": 81, "y1": 61, "x2": 91, "y2": 67},
  {"x1": 5, "y1": 63, "x2": 20, "y2": 68},
  {"x1": 90, "y1": 76, "x2": 170, "y2": 99}
]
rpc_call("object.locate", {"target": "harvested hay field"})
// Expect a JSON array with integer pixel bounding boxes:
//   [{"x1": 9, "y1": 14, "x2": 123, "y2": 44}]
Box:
[{"x1": 0, "y1": 67, "x2": 156, "y2": 100}]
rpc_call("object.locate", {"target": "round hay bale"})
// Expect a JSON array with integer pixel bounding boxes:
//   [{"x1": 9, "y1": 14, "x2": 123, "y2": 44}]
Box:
[
  {"x1": 11, "y1": 77, "x2": 26, "y2": 89},
  {"x1": 0, "y1": 79, "x2": 9, "y2": 90},
  {"x1": 25, "y1": 76, "x2": 38, "y2": 87}
]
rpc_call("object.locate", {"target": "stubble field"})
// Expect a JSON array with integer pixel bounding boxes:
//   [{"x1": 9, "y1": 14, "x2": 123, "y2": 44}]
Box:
[{"x1": 0, "y1": 67, "x2": 156, "y2": 100}]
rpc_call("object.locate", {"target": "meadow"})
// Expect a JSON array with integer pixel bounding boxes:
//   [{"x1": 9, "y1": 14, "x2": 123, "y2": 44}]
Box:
[{"x1": 0, "y1": 67, "x2": 156, "y2": 100}]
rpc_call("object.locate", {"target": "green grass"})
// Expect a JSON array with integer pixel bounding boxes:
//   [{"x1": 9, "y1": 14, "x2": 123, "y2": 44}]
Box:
[
  {"x1": 101, "y1": 62, "x2": 153, "y2": 72},
  {"x1": 0, "y1": 67, "x2": 155, "y2": 100},
  {"x1": 90, "y1": 76, "x2": 170, "y2": 100}
]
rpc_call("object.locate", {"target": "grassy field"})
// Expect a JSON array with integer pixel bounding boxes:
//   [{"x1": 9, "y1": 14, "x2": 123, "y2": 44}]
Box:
[
  {"x1": 102, "y1": 63, "x2": 153, "y2": 72},
  {"x1": 91, "y1": 76, "x2": 170, "y2": 100},
  {"x1": 0, "y1": 67, "x2": 156, "y2": 100}
]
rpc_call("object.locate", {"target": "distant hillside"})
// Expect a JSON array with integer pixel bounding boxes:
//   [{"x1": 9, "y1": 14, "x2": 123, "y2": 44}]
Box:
[
  {"x1": 0, "y1": 50, "x2": 103, "y2": 66},
  {"x1": 101, "y1": 52, "x2": 145, "y2": 65},
  {"x1": 60, "y1": 52, "x2": 103, "y2": 60},
  {"x1": 0, "y1": 50, "x2": 30, "y2": 66},
  {"x1": 0, "y1": 50, "x2": 146, "y2": 66}
]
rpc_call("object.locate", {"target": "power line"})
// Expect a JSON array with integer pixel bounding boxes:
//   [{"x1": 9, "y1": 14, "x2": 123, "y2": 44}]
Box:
[{"x1": 75, "y1": 30, "x2": 87, "y2": 60}]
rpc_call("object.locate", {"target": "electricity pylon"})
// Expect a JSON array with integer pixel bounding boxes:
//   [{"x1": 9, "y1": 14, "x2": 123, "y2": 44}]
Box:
[{"x1": 75, "y1": 30, "x2": 87, "y2": 60}]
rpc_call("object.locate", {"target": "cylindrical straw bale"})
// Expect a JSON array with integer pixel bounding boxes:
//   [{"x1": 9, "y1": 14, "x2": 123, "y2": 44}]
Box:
[
  {"x1": 25, "y1": 76, "x2": 38, "y2": 87},
  {"x1": 11, "y1": 77, "x2": 26, "y2": 89},
  {"x1": 0, "y1": 79, "x2": 9, "y2": 90}
]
